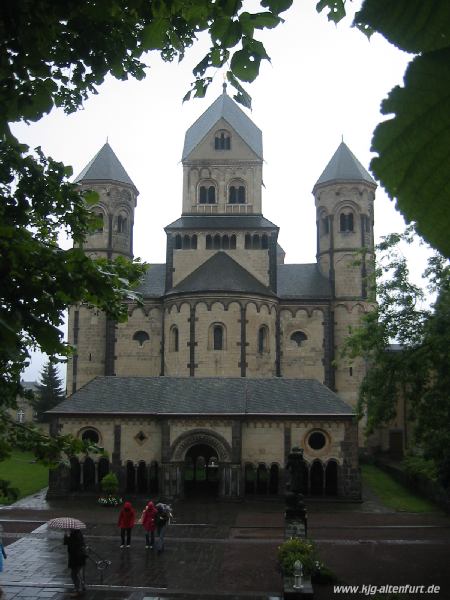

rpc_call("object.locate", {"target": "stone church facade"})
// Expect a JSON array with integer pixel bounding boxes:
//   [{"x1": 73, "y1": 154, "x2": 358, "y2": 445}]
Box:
[{"x1": 49, "y1": 90, "x2": 376, "y2": 501}]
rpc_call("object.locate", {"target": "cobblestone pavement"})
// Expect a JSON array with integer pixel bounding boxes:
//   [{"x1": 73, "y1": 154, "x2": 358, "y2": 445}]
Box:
[{"x1": 0, "y1": 490, "x2": 449, "y2": 600}]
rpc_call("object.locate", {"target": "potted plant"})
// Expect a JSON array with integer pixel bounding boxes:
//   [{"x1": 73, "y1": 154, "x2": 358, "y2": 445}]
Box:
[{"x1": 98, "y1": 473, "x2": 122, "y2": 506}]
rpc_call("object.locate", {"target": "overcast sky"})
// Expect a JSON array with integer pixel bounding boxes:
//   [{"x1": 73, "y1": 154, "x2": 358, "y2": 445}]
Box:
[{"x1": 14, "y1": 1, "x2": 429, "y2": 384}]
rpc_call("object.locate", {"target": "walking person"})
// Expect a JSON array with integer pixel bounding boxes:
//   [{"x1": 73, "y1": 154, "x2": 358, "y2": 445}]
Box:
[
  {"x1": 0, "y1": 524, "x2": 7, "y2": 598},
  {"x1": 155, "y1": 502, "x2": 172, "y2": 554},
  {"x1": 118, "y1": 501, "x2": 136, "y2": 548},
  {"x1": 64, "y1": 529, "x2": 87, "y2": 597},
  {"x1": 141, "y1": 500, "x2": 157, "y2": 549}
]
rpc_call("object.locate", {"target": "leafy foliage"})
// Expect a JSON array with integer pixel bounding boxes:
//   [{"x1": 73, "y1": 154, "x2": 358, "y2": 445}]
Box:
[
  {"x1": 343, "y1": 228, "x2": 450, "y2": 486},
  {"x1": 100, "y1": 472, "x2": 119, "y2": 496},
  {"x1": 34, "y1": 359, "x2": 65, "y2": 422}
]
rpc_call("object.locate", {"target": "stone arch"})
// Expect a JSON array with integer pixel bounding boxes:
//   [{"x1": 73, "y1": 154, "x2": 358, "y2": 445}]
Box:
[{"x1": 170, "y1": 428, "x2": 232, "y2": 463}]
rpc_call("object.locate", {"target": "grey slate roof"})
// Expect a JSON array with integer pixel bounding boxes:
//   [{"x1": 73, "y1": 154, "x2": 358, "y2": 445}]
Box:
[
  {"x1": 74, "y1": 142, "x2": 137, "y2": 190},
  {"x1": 136, "y1": 262, "x2": 332, "y2": 300},
  {"x1": 182, "y1": 92, "x2": 263, "y2": 160},
  {"x1": 165, "y1": 215, "x2": 277, "y2": 231},
  {"x1": 136, "y1": 264, "x2": 166, "y2": 297},
  {"x1": 49, "y1": 377, "x2": 353, "y2": 416},
  {"x1": 168, "y1": 252, "x2": 275, "y2": 297},
  {"x1": 314, "y1": 142, "x2": 376, "y2": 189},
  {"x1": 277, "y1": 264, "x2": 331, "y2": 299}
]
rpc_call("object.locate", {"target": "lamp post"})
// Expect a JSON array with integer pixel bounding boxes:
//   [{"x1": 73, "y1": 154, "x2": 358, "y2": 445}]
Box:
[{"x1": 293, "y1": 560, "x2": 303, "y2": 590}]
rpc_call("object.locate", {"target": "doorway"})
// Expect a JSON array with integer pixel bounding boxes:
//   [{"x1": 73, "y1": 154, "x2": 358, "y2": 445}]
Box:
[{"x1": 184, "y1": 443, "x2": 219, "y2": 497}]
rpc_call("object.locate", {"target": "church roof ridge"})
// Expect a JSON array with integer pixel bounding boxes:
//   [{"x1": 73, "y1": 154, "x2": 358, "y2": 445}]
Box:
[
  {"x1": 74, "y1": 142, "x2": 137, "y2": 191},
  {"x1": 313, "y1": 141, "x2": 376, "y2": 190},
  {"x1": 182, "y1": 92, "x2": 263, "y2": 160}
]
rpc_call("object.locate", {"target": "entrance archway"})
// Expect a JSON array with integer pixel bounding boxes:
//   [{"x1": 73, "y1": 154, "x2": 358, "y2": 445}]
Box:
[{"x1": 184, "y1": 443, "x2": 219, "y2": 497}]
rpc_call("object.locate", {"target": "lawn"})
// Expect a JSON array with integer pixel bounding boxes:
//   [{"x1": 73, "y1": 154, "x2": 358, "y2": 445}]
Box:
[
  {"x1": 0, "y1": 450, "x2": 49, "y2": 504},
  {"x1": 361, "y1": 463, "x2": 439, "y2": 513}
]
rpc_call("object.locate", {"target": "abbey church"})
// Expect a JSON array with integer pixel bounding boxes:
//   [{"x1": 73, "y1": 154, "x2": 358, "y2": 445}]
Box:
[{"x1": 48, "y1": 90, "x2": 376, "y2": 501}]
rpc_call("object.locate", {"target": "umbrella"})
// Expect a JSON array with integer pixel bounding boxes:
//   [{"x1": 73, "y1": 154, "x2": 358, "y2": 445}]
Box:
[{"x1": 47, "y1": 517, "x2": 86, "y2": 530}]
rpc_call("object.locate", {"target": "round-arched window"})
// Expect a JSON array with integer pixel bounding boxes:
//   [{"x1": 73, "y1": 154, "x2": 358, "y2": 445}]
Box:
[
  {"x1": 307, "y1": 431, "x2": 326, "y2": 450},
  {"x1": 81, "y1": 429, "x2": 100, "y2": 444}
]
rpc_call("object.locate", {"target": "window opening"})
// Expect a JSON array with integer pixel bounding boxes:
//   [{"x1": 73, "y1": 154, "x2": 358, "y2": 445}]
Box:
[
  {"x1": 213, "y1": 325, "x2": 223, "y2": 350},
  {"x1": 290, "y1": 331, "x2": 307, "y2": 347},
  {"x1": 258, "y1": 326, "x2": 268, "y2": 354},
  {"x1": 340, "y1": 212, "x2": 354, "y2": 232},
  {"x1": 206, "y1": 235, "x2": 212, "y2": 249},
  {"x1": 133, "y1": 330, "x2": 150, "y2": 346}
]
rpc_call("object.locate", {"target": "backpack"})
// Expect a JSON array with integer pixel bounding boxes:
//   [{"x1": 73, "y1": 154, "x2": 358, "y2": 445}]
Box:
[{"x1": 155, "y1": 503, "x2": 172, "y2": 527}]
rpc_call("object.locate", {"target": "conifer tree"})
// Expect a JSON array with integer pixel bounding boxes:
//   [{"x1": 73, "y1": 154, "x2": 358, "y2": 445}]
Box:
[{"x1": 34, "y1": 360, "x2": 65, "y2": 422}]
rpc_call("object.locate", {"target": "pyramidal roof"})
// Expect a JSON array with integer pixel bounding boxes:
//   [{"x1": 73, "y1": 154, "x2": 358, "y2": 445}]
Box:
[
  {"x1": 74, "y1": 142, "x2": 137, "y2": 190},
  {"x1": 314, "y1": 141, "x2": 376, "y2": 189},
  {"x1": 182, "y1": 90, "x2": 263, "y2": 160}
]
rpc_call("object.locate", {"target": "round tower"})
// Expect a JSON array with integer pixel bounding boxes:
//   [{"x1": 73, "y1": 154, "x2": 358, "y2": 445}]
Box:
[
  {"x1": 66, "y1": 143, "x2": 139, "y2": 394},
  {"x1": 313, "y1": 141, "x2": 376, "y2": 408}
]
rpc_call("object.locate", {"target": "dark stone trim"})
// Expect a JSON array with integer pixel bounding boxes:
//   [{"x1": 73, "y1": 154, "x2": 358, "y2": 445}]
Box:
[
  {"x1": 239, "y1": 304, "x2": 247, "y2": 377},
  {"x1": 275, "y1": 307, "x2": 281, "y2": 377},
  {"x1": 130, "y1": 218, "x2": 134, "y2": 257},
  {"x1": 112, "y1": 424, "x2": 121, "y2": 468},
  {"x1": 107, "y1": 214, "x2": 113, "y2": 260},
  {"x1": 360, "y1": 214, "x2": 367, "y2": 299},
  {"x1": 104, "y1": 319, "x2": 116, "y2": 376},
  {"x1": 329, "y1": 215, "x2": 335, "y2": 298},
  {"x1": 72, "y1": 310, "x2": 79, "y2": 393},
  {"x1": 323, "y1": 306, "x2": 335, "y2": 390},
  {"x1": 231, "y1": 420, "x2": 242, "y2": 463},
  {"x1": 160, "y1": 306, "x2": 165, "y2": 376},
  {"x1": 188, "y1": 304, "x2": 196, "y2": 376},
  {"x1": 269, "y1": 231, "x2": 278, "y2": 293},
  {"x1": 161, "y1": 421, "x2": 171, "y2": 462},
  {"x1": 284, "y1": 425, "x2": 291, "y2": 466},
  {"x1": 165, "y1": 233, "x2": 174, "y2": 292}
]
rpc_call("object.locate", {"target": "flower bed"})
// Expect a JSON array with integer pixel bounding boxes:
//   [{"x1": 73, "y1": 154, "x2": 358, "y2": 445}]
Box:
[{"x1": 98, "y1": 495, "x2": 122, "y2": 507}]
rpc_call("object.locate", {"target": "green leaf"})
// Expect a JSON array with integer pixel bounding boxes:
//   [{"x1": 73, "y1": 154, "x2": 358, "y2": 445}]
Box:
[
  {"x1": 210, "y1": 18, "x2": 242, "y2": 48},
  {"x1": 316, "y1": 0, "x2": 346, "y2": 24},
  {"x1": 370, "y1": 48, "x2": 450, "y2": 258},
  {"x1": 261, "y1": 0, "x2": 293, "y2": 15},
  {"x1": 355, "y1": 0, "x2": 450, "y2": 54},
  {"x1": 141, "y1": 18, "x2": 169, "y2": 50},
  {"x1": 230, "y1": 49, "x2": 259, "y2": 82}
]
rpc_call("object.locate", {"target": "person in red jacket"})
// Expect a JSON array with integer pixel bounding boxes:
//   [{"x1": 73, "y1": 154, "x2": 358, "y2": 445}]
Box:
[
  {"x1": 117, "y1": 501, "x2": 136, "y2": 548},
  {"x1": 141, "y1": 500, "x2": 158, "y2": 549}
]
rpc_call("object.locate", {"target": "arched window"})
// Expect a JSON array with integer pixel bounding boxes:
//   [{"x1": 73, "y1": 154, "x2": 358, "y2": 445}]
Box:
[
  {"x1": 258, "y1": 326, "x2": 269, "y2": 354},
  {"x1": 229, "y1": 184, "x2": 246, "y2": 204},
  {"x1": 213, "y1": 234, "x2": 221, "y2": 250},
  {"x1": 230, "y1": 235, "x2": 236, "y2": 249},
  {"x1": 252, "y1": 234, "x2": 260, "y2": 249},
  {"x1": 340, "y1": 212, "x2": 354, "y2": 232},
  {"x1": 94, "y1": 212, "x2": 104, "y2": 232},
  {"x1": 133, "y1": 330, "x2": 150, "y2": 346},
  {"x1": 206, "y1": 235, "x2": 212, "y2": 249},
  {"x1": 170, "y1": 326, "x2": 179, "y2": 352},
  {"x1": 222, "y1": 234, "x2": 230, "y2": 249},
  {"x1": 191, "y1": 234, "x2": 197, "y2": 249},
  {"x1": 213, "y1": 324, "x2": 224, "y2": 350},
  {"x1": 117, "y1": 214, "x2": 127, "y2": 233},
  {"x1": 183, "y1": 234, "x2": 190, "y2": 249},
  {"x1": 214, "y1": 130, "x2": 231, "y2": 150},
  {"x1": 81, "y1": 428, "x2": 100, "y2": 444},
  {"x1": 175, "y1": 234, "x2": 182, "y2": 249},
  {"x1": 261, "y1": 234, "x2": 268, "y2": 249},
  {"x1": 245, "y1": 234, "x2": 252, "y2": 249},
  {"x1": 290, "y1": 331, "x2": 307, "y2": 347},
  {"x1": 321, "y1": 216, "x2": 330, "y2": 235},
  {"x1": 199, "y1": 184, "x2": 216, "y2": 204}
]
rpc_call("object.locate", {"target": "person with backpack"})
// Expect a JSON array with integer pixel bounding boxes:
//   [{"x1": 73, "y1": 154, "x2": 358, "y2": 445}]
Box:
[
  {"x1": 155, "y1": 502, "x2": 172, "y2": 554},
  {"x1": 117, "y1": 501, "x2": 136, "y2": 548},
  {"x1": 141, "y1": 500, "x2": 157, "y2": 549}
]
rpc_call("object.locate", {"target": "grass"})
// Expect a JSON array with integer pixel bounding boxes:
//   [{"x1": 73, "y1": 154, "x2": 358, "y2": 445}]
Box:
[
  {"x1": 361, "y1": 463, "x2": 439, "y2": 513},
  {"x1": 0, "y1": 450, "x2": 49, "y2": 504}
]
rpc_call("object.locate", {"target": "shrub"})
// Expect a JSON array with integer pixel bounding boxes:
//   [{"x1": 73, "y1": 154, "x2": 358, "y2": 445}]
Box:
[
  {"x1": 100, "y1": 472, "x2": 119, "y2": 495},
  {"x1": 278, "y1": 538, "x2": 317, "y2": 576},
  {"x1": 402, "y1": 454, "x2": 438, "y2": 482}
]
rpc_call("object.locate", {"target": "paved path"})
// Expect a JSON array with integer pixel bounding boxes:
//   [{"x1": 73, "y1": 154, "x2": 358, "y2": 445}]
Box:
[{"x1": 0, "y1": 489, "x2": 449, "y2": 600}]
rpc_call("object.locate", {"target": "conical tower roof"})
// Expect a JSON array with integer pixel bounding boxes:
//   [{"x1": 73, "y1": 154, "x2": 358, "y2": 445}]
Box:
[
  {"x1": 313, "y1": 142, "x2": 376, "y2": 190},
  {"x1": 182, "y1": 90, "x2": 262, "y2": 160},
  {"x1": 74, "y1": 142, "x2": 137, "y2": 191}
]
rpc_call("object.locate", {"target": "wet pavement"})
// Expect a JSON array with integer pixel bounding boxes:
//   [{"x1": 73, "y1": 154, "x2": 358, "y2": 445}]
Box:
[{"x1": 0, "y1": 488, "x2": 449, "y2": 600}]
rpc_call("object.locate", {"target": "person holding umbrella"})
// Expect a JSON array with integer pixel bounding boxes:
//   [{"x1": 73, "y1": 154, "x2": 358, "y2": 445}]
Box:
[{"x1": 48, "y1": 517, "x2": 87, "y2": 598}]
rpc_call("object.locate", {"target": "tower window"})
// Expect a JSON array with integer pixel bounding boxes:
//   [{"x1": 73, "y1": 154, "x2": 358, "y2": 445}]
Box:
[
  {"x1": 81, "y1": 428, "x2": 100, "y2": 444},
  {"x1": 213, "y1": 325, "x2": 224, "y2": 350},
  {"x1": 133, "y1": 330, "x2": 149, "y2": 346},
  {"x1": 170, "y1": 326, "x2": 179, "y2": 352},
  {"x1": 199, "y1": 185, "x2": 216, "y2": 204},
  {"x1": 258, "y1": 326, "x2": 269, "y2": 354},
  {"x1": 214, "y1": 130, "x2": 231, "y2": 150},
  {"x1": 340, "y1": 212, "x2": 354, "y2": 232},
  {"x1": 206, "y1": 235, "x2": 212, "y2": 249},
  {"x1": 290, "y1": 331, "x2": 307, "y2": 347},
  {"x1": 321, "y1": 217, "x2": 329, "y2": 235},
  {"x1": 261, "y1": 234, "x2": 268, "y2": 249},
  {"x1": 175, "y1": 234, "x2": 182, "y2": 249},
  {"x1": 229, "y1": 185, "x2": 246, "y2": 204},
  {"x1": 94, "y1": 212, "x2": 104, "y2": 232},
  {"x1": 117, "y1": 214, "x2": 128, "y2": 233}
]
